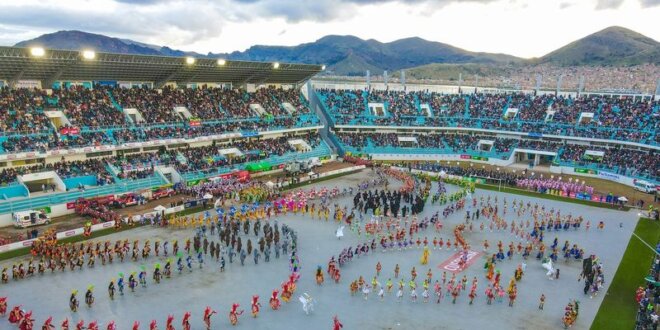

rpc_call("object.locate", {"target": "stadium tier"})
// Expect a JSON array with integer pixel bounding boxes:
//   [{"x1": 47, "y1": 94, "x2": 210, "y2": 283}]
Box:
[
  {"x1": 0, "y1": 46, "x2": 657, "y2": 220},
  {"x1": 316, "y1": 89, "x2": 659, "y2": 145},
  {"x1": 314, "y1": 87, "x2": 659, "y2": 185}
]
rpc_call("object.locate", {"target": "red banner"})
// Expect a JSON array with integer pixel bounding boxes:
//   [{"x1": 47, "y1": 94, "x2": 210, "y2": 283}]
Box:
[
  {"x1": 438, "y1": 250, "x2": 483, "y2": 273},
  {"x1": 59, "y1": 126, "x2": 80, "y2": 135}
]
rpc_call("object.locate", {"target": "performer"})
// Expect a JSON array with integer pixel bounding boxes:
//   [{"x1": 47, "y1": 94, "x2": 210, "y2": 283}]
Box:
[
  {"x1": 376, "y1": 262, "x2": 382, "y2": 277},
  {"x1": 229, "y1": 303, "x2": 244, "y2": 326},
  {"x1": 118, "y1": 274, "x2": 125, "y2": 296},
  {"x1": 9, "y1": 305, "x2": 24, "y2": 324},
  {"x1": 270, "y1": 290, "x2": 281, "y2": 310},
  {"x1": 129, "y1": 272, "x2": 137, "y2": 292},
  {"x1": 0, "y1": 296, "x2": 7, "y2": 316},
  {"x1": 334, "y1": 268, "x2": 341, "y2": 284},
  {"x1": 333, "y1": 316, "x2": 343, "y2": 330},
  {"x1": 19, "y1": 311, "x2": 34, "y2": 330},
  {"x1": 87, "y1": 321, "x2": 99, "y2": 330},
  {"x1": 165, "y1": 315, "x2": 174, "y2": 330},
  {"x1": 132, "y1": 321, "x2": 140, "y2": 330},
  {"x1": 61, "y1": 319, "x2": 69, "y2": 330},
  {"x1": 420, "y1": 246, "x2": 430, "y2": 265},
  {"x1": 538, "y1": 293, "x2": 545, "y2": 310},
  {"x1": 139, "y1": 269, "x2": 148, "y2": 288},
  {"x1": 106, "y1": 321, "x2": 117, "y2": 330},
  {"x1": 182, "y1": 312, "x2": 191, "y2": 330},
  {"x1": 203, "y1": 306, "x2": 216, "y2": 330},
  {"x1": 69, "y1": 290, "x2": 79, "y2": 312},
  {"x1": 316, "y1": 266, "x2": 324, "y2": 285},
  {"x1": 149, "y1": 320, "x2": 158, "y2": 330},
  {"x1": 75, "y1": 320, "x2": 85, "y2": 330},
  {"x1": 108, "y1": 280, "x2": 116, "y2": 300},
  {"x1": 85, "y1": 286, "x2": 95, "y2": 308},
  {"x1": 251, "y1": 295, "x2": 261, "y2": 318}
]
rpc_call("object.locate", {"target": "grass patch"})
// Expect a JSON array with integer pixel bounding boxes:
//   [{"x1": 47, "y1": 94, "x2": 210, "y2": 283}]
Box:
[
  {"x1": 591, "y1": 218, "x2": 660, "y2": 330},
  {"x1": 475, "y1": 183, "x2": 630, "y2": 211}
]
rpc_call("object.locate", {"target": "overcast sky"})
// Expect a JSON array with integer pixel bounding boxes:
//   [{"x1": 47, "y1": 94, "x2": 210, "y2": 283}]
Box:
[{"x1": 0, "y1": 0, "x2": 658, "y2": 58}]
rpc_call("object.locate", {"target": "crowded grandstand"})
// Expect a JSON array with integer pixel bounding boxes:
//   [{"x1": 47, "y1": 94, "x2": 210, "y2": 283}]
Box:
[{"x1": 0, "y1": 46, "x2": 657, "y2": 221}]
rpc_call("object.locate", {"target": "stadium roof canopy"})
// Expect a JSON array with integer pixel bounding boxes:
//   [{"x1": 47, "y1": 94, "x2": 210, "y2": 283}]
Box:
[{"x1": 0, "y1": 46, "x2": 323, "y2": 86}]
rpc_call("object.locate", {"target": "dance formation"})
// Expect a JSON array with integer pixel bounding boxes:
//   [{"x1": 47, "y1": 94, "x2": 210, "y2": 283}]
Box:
[{"x1": 0, "y1": 167, "x2": 616, "y2": 329}]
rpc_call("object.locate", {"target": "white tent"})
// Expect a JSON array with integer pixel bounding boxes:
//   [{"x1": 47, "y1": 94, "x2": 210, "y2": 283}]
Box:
[{"x1": 154, "y1": 205, "x2": 167, "y2": 212}]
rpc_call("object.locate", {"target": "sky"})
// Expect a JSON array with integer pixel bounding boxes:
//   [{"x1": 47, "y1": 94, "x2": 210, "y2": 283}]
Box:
[{"x1": 0, "y1": 0, "x2": 658, "y2": 58}]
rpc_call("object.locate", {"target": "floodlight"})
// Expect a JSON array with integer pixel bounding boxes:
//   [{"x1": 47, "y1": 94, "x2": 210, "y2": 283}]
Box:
[
  {"x1": 217, "y1": 59, "x2": 226, "y2": 66},
  {"x1": 273, "y1": 62, "x2": 280, "y2": 69},
  {"x1": 30, "y1": 47, "x2": 45, "y2": 57},
  {"x1": 82, "y1": 50, "x2": 96, "y2": 60},
  {"x1": 321, "y1": 65, "x2": 326, "y2": 70},
  {"x1": 186, "y1": 57, "x2": 196, "y2": 65}
]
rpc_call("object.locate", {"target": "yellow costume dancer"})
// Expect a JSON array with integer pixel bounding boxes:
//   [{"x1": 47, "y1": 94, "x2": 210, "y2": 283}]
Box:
[{"x1": 420, "y1": 246, "x2": 430, "y2": 265}]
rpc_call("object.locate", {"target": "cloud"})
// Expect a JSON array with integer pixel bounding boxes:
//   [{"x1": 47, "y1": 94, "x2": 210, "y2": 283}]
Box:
[
  {"x1": 639, "y1": 0, "x2": 660, "y2": 7},
  {"x1": 559, "y1": 2, "x2": 574, "y2": 9},
  {"x1": 595, "y1": 0, "x2": 624, "y2": 9},
  {"x1": 0, "y1": 1, "x2": 231, "y2": 45},
  {"x1": 230, "y1": 0, "x2": 500, "y2": 22}
]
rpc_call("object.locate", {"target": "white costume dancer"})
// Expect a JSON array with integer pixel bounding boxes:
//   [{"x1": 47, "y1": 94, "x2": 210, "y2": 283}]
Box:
[
  {"x1": 397, "y1": 288, "x2": 403, "y2": 302},
  {"x1": 362, "y1": 284, "x2": 371, "y2": 300},
  {"x1": 541, "y1": 258, "x2": 555, "y2": 279},
  {"x1": 410, "y1": 288, "x2": 418, "y2": 303},
  {"x1": 422, "y1": 289, "x2": 430, "y2": 303},
  {"x1": 378, "y1": 287, "x2": 385, "y2": 300},
  {"x1": 298, "y1": 293, "x2": 315, "y2": 315},
  {"x1": 336, "y1": 226, "x2": 344, "y2": 240}
]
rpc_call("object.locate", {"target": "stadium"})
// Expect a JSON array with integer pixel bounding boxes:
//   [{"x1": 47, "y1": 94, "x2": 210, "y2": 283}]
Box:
[{"x1": 0, "y1": 8, "x2": 659, "y2": 330}]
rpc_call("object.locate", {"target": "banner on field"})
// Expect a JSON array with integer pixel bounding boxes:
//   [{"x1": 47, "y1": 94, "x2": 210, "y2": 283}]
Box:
[
  {"x1": 574, "y1": 168, "x2": 598, "y2": 175},
  {"x1": 187, "y1": 179, "x2": 207, "y2": 187}
]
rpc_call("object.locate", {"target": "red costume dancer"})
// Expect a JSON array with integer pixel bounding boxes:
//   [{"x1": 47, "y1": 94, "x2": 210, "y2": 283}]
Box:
[
  {"x1": 251, "y1": 295, "x2": 261, "y2": 318},
  {"x1": 19, "y1": 311, "x2": 34, "y2": 330},
  {"x1": 182, "y1": 312, "x2": 191, "y2": 330},
  {"x1": 61, "y1": 319, "x2": 69, "y2": 330},
  {"x1": 106, "y1": 321, "x2": 117, "y2": 330},
  {"x1": 270, "y1": 290, "x2": 281, "y2": 310},
  {"x1": 0, "y1": 297, "x2": 7, "y2": 316},
  {"x1": 333, "y1": 316, "x2": 343, "y2": 330},
  {"x1": 87, "y1": 321, "x2": 99, "y2": 330},
  {"x1": 334, "y1": 268, "x2": 341, "y2": 283},
  {"x1": 149, "y1": 320, "x2": 158, "y2": 330},
  {"x1": 229, "y1": 303, "x2": 244, "y2": 326},
  {"x1": 203, "y1": 306, "x2": 216, "y2": 330},
  {"x1": 132, "y1": 321, "x2": 140, "y2": 330},
  {"x1": 9, "y1": 305, "x2": 24, "y2": 324},
  {"x1": 42, "y1": 317, "x2": 55, "y2": 330},
  {"x1": 281, "y1": 282, "x2": 293, "y2": 302},
  {"x1": 166, "y1": 315, "x2": 175, "y2": 330},
  {"x1": 75, "y1": 320, "x2": 85, "y2": 330}
]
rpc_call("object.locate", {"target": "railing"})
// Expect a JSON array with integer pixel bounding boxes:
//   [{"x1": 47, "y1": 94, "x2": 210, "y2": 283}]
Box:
[{"x1": 0, "y1": 175, "x2": 167, "y2": 214}]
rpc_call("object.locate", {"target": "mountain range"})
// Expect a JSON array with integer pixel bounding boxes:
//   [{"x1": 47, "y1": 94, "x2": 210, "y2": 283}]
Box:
[{"x1": 13, "y1": 26, "x2": 660, "y2": 76}]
